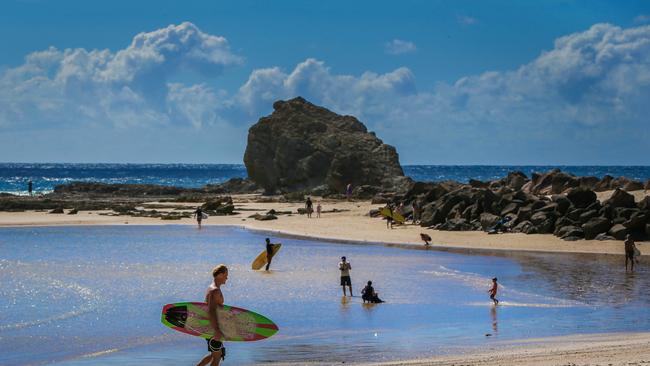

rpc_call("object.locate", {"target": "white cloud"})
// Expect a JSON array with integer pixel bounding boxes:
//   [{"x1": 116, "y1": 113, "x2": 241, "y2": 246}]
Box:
[
  {"x1": 237, "y1": 23, "x2": 650, "y2": 164},
  {"x1": 0, "y1": 22, "x2": 241, "y2": 130},
  {"x1": 634, "y1": 14, "x2": 650, "y2": 24},
  {"x1": 384, "y1": 39, "x2": 417, "y2": 55},
  {"x1": 457, "y1": 15, "x2": 477, "y2": 25}
]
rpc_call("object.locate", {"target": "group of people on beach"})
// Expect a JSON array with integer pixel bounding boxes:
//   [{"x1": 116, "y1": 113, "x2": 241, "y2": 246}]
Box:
[
  {"x1": 338, "y1": 255, "x2": 384, "y2": 303},
  {"x1": 304, "y1": 196, "x2": 322, "y2": 218}
]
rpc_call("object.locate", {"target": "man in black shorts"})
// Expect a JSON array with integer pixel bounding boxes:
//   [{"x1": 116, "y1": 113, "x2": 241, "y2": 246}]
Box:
[{"x1": 338, "y1": 256, "x2": 353, "y2": 296}]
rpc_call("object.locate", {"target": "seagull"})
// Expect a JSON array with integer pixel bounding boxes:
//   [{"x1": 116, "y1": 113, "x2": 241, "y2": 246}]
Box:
[{"x1": 420, "y1": 233, "x2": 432, "y2": 246}]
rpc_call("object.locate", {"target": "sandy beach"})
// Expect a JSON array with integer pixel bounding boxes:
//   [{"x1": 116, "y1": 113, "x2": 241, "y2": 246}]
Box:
[{"x1": 2, "y1": 192, "x2": 649, "y2": 365}]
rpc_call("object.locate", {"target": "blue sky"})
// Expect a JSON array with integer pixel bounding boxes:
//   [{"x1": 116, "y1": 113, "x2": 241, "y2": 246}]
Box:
[{"x1": 1, "y1": 0, "x2": 649, "y2": 164}]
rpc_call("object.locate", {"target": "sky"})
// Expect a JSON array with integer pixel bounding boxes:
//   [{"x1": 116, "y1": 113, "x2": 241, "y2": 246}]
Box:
[{"x1": 1, "y1": 0, "x2": 649, "y2": 165}]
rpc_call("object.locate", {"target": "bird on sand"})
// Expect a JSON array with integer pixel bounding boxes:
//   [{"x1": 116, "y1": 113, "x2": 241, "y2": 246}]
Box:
[{"x1": 420, "y1": 233, "x2": 432, "y2": 246}]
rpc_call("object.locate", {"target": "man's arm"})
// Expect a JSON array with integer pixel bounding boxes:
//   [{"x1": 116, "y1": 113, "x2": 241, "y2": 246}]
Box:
[{"x1": 207, "y1": 289, "x2": 224, "y2": 340}]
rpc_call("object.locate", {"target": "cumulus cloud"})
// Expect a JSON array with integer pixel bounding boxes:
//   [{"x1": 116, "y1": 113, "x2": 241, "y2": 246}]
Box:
[
  {"x1": 237, "y1": 23, "x2": 650, "y2": 164},
  {"x1": 0, "y1": 22, "x2": 241, "y2": 130},
  {"x1": 384, "y1": 39, "x2": 417, "y2": 55}
]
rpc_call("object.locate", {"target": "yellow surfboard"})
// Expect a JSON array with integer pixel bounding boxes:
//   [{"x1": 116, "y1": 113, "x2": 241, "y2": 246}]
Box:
[
  {"x1": 379, "y1": 207, "x2": 405, "y2": 224},
  {"x1": 251, "y1": 244, "x2": 282, "y2": 270}
]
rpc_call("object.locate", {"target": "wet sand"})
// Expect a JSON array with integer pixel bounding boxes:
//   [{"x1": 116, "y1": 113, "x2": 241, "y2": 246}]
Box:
[{"x1": 1, "y1": 192, "x2": 649, "y2": 365}]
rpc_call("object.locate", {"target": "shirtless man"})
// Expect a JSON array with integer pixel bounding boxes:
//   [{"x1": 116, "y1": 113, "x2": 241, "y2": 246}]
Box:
[
  {"x1": 197, "y1": 265, "x2": 228, "y2": 366},
  {"x1": 488, "y1": 277, "x2": 499, "y2": 305}
]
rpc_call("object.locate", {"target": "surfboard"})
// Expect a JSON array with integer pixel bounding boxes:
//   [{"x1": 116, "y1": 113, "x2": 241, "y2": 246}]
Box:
[
  {"x1": 201, "y1": 213, "x2": 208, "y2": 219},
  {"x1": 634, "y1": 247, "x2": 641, "y2": 257},
  {"x1": 251, "y1": 243, "x2": 281, "y2": 270},
  {"x1": 161, "y1": 302, "x2": 278, "y2": 341},
  {"x1": 379, "y1": 207, "x2": 405, "y2": 224}
]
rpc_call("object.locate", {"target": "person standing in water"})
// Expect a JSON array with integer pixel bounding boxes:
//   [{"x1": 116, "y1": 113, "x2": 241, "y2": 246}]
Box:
[
  {"x1": 27, "y1": 179, "x2": 33, "y2": 196},
  {"x1": 339, "y1": 256, "x2": 353, "y2": 296},
  {"x1": 197, "y1": 264, "x2": 228, "y2": 366},
  {"x1": 265, "y1": 238, "x2": 274, "y2": 271},
  {"x1": 194, "y1": 207, "x2": 204, "y2": 229},
  {"x1": 625, "y1": 234, "x2": 638, "y2": 272},
  {"x1": 488, "y1": 277, "x2": 499, "y2": 305}
]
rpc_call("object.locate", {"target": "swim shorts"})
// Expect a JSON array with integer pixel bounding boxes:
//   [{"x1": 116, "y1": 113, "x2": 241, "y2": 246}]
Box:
[{"x1": 341, "y1": 276, "x2": 351, "y2": 286}]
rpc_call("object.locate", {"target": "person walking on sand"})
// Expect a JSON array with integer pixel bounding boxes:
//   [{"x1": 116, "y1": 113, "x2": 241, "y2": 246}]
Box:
[
  {"x1": 197, "y1": 264, "x2": 228, "y2": 366},
  {"x1": 488, "y1": 277, "x2": 499, "y2": 305},
  {"x1": 385, "y1": 204, "x2": 394, "y2": 229},
  {"x1": 265, "y1": 238, "x2": 275, "y2": 271},
  {"x1": 316, "y1": 201, "x2": 322, "y2": 218},
  {"x1": 339, "y1": 256, "x2": 353, "y2": 296},
  {"x1": 346, "y1": 183, "x2": 352, "y2": 201},
  {"x1": 625, "y1": 234, "x2": 639, "y2": 272},
  {"x1": 27, "y1": 179, "x2": 33, "y2": 196},
  {"x1": 194, "y1": 206, "x2": 204, "y2": 229},
  {"x1": 305, "y1": 197, "x2": 313, "y2": 218}
]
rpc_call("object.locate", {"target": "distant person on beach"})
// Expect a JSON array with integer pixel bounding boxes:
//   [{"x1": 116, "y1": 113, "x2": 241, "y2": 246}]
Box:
[
  {"x1": 27, "y1": 179, "x2": 33, "y2": 196},
  {"x1": 265, "y1": 238, "x2": 274, "y2": 271},
  {"x1": 339, "y1": 256, "x2": 353, "y2": 296},
  {"x1": 412, "y1": 200, "x2": 420, "y2": 224},
  {"x1": 625, "y1": 234, "x2": 639, "y2": 272},
  {"x1": 346, "y1": 183, "x2": 352, "y2": 200},
  {"x1": 361, "y1": 281, "x2": 384, "y2": 303},
  {"x1": 305, "y1": 197, "x2": 313, "y2": 218},
  {"x1": 197, "y1": 264, "x2": 228, "y2": 366},
  {"x1": 316, "y1": 202, "x2": 322, "y2": 218},
  {"x1": 488, "y1": 277, "x2": 499, "y2": 305},
  {"x1": 194, "y1": 207, "x2": 204, "y2": 229}
]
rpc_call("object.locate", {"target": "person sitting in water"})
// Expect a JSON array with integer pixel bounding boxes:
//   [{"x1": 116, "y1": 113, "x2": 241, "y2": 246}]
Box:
[{"x1": 361, "y1": 281, "x2": 384, "y2": 303}]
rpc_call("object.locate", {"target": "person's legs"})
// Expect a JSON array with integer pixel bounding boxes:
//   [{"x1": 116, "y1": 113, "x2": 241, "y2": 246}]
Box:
[
  {"x1": 348, "y1": 284, "x2": 353, "y2": 297},
  {"x1": 210, "y1": 350, "x2": 222, "y2": 366},
  {"x1": 197, "y1": 354, "x2": 212, "y2": 366},
  {"x1": 265, "y1": 256, "x2": 272, "y2": 271}
]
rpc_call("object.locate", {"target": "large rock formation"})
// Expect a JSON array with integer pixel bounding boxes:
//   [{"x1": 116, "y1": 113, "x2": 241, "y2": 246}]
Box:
[{"x1": 244, "y1": 97, "x2": 405, "y2": 194}]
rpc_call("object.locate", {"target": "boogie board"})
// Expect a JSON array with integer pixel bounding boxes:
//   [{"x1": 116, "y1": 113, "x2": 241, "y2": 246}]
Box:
[
  {"x1": 161, "y1": 302, "x2": 278, "y2": 341},
  {"x1": 379, "y1": 207, "x2": 405, "y2": 224},
  {"x1": 251, "y1": 243, "x2": 281, "y2": 270}
]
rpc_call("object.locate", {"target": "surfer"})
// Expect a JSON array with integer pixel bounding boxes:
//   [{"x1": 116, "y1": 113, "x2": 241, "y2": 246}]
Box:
[
  {"x1": 305, "y1": 197, "x2": 313, "y2": 218},
  {"x1": 197, "y1": 264, "x2": 228, "y2": 366},
  {"x1": 361, "y1": 281, "x2": 384, "y2": 303},
  {"x1": 488, "y1": 277, "x2": 499, "y2": 305},
  {"x1": 194, "y1": 207, "x2": 204, "y2": 229},
  {"x1": 339, "y1": 256, "x2": 353, "y2": 296},
  {"x1": 625, "y1": 234, "x2": 638, "y2": 272},
  {"x1": 27, "y1": 179, "x2": 33, "y2": 196},
  {"x1": 265, "y1": 238, "x2": 274, "y2": 271}
]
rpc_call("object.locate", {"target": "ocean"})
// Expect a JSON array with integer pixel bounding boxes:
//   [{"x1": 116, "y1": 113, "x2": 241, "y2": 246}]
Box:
[{"x1": 1, "y1": 163, "x2": 649, "y2": 195}]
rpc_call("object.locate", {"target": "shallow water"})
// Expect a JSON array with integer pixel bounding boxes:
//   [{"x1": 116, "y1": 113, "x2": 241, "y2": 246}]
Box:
[{"x1": 0, "y1": 226, "x2": 649, "y2": 365}]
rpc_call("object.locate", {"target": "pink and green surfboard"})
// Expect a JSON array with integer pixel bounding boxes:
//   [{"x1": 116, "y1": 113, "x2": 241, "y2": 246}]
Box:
[{"x1": 161, "y1": 302, "x2": 279, "y2": 341}]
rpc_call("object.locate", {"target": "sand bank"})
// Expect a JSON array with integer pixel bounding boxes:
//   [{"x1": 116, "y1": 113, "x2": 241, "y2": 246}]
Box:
[{"x1": 0, "y1": 195, "x2": 645, "y2": 255}]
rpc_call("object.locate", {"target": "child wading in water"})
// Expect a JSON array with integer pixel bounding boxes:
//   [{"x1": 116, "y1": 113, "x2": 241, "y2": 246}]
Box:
[{"x1": 488, "y1": 277, "x2": 499, "y2": 305}]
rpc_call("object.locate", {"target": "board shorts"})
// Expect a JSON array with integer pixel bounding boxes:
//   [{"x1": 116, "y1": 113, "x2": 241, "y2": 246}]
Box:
[
  {"x1": 626, "y1": 251, "x2": 635, "y2": 260},
  {"x1": 340, "y1": 276, "x2": 351, "y2": 286},
  {"x1": 490, "y1": 294, "x2": 497, "y2": 300},
  {"x1": 207, "y1": 338, "x2": 226, "y2": 358}
]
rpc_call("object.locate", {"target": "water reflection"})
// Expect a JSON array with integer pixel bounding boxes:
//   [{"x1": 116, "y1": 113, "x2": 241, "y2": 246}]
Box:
[{"x1": 1, "y1": 226, "x2": 650, "y2": 366}]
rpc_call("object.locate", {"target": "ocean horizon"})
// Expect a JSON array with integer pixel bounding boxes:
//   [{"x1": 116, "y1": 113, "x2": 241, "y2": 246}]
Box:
[{"x1": 1, "y1": 163, "x2": 649, "y2": 195}]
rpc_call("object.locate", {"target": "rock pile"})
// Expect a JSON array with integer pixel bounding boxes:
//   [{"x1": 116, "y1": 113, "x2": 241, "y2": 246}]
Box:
[{"x1": 390, "y1": 170, "x2": 649, "y2": 241}]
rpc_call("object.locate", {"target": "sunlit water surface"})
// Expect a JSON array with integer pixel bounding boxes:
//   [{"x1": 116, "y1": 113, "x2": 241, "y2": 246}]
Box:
[{"x1": 1, "y1": 226, "x2": 649, "y2": 365}]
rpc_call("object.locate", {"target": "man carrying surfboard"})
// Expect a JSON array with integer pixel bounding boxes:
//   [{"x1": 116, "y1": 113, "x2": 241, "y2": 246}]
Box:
[
  {"x1": 339, "y1": 256, "x2": 353, "y2": 297},
  {"x1": 197, "y1": 265, "x2": 228, "y2": 366},
  {"x1": 265, "y1": 238, "x2": 274, "y2": 271}
]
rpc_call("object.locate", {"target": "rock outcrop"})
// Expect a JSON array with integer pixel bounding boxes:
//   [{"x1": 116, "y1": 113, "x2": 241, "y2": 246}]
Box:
[{"x1": 244, "y1": 97, "x2": 405, "y2": 194}]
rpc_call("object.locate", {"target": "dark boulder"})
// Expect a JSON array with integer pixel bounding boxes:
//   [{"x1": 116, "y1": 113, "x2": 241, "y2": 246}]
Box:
[
  {"x1": 608, "y1": 224, "x2": 628, "y2": 240},
  {"x1": 603, "y1": 188, "x2": 636, "y2": 209},
  {"x1": 623, "y1": 212, "x2": 647, "y2": 231},
  {"x1": 244, "y1": 97, "x2": 404, "y2": 194},
  {"x1": 438, "y1": 218, "x2": 472, "y2": 231},
  {"x1": 578, "y1": 210, "x2": 600, "y2": 224},
  {"x1": 582, "y1": 217, "x2": 612, "y2": 240},
  {"x1": 505, "y1": 171, "x2": 528, "y2": 190},
  {"x1": 531, "y1": 211, "x2": 555, "y2": 234},
  {"x1": 551, "y1": 195, "x2": 572, "y2": 215},
  {"x1": 556, "y1": 225, "x2": 584, "y2": 239},
  {"x1": 566, "y1": 187, "x2": 597, "y2": 209},
  {"x1": 480, "y1": 213, "x2": 500, "y2": 231},
  {"x1": 513, "y1": 220, "x2": 537, "y2": 234}
]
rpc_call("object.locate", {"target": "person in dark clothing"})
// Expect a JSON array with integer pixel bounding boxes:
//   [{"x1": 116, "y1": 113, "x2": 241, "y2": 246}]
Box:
[
  {"x1": 27, "y1": 179, "x2": 33, "y2": 196},
  {"x1": 361, "y1": 281, "x2": 384, "y2": 303},
  {"x1": 265, "y1": 238, "x2": 274, "y2": 271},
  {"x1": 194, "y1": 207, "x2": 204, "y2": 229},
  {"x1": 305, "y1": 197, "x2": 313, "y2": 218},
  {"x1": 625, "y1": 234, "x2": 639, "y2": 272}
]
